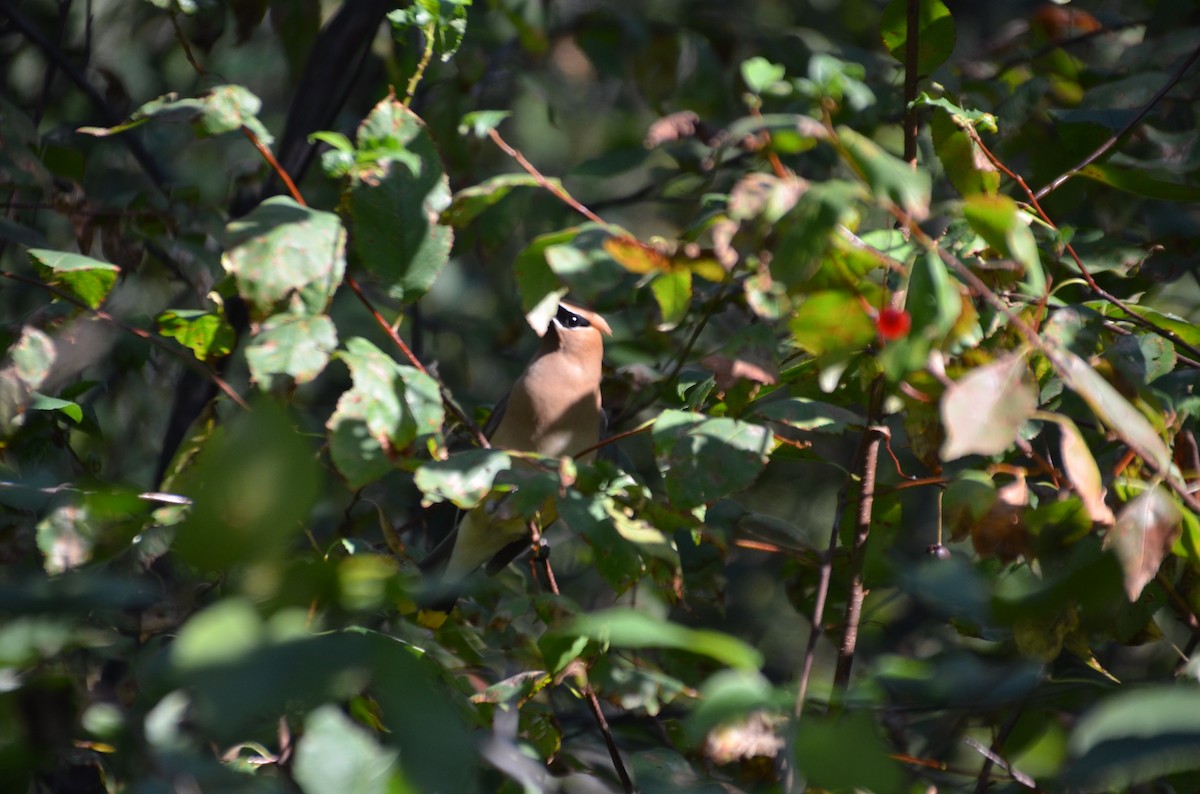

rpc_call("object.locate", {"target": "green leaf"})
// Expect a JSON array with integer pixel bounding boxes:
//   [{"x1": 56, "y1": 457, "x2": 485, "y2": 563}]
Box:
[
  {"x1": 907, "y1": 248, "x2": 961, "y2": 339},
  {"x1": 439, "y1": 173, "x2": 554, "y2": 228},
  {"x1": 931, "y1": 107, "x2": 999, "y2": 197},
  {"x1": 7, "y1": 327, "x2": 55, "y2": 389},
  {"x1": 652, "y1": 410, "x2": 772, "y2": 510},
  {"x1": 28, "y1": 249, "x2": 119, "y2": 309},
  {"x1": 413, "y1": 449, "x2": 512, "y2": 509},
  {"x1": 78, "y1": 85, "x2": 272, "y2": 145},
  {"x1": 457, "y1": 110, "x2": 511, "y2": 138},
  {"x1": 28, "y1": 393, "x2": 83, "y2": 423},
  {"x1": 156, "y1": 309, "x2": 236, "y2": 362},
  {"x1": 245, "y1": 313, "x2": 338, "y2": 390},
  {"x1": 174, "y1": 401, "x2": 320, "y2": 571},
  {"x1": 1078, "y1": 163, "x2": 1200, "y2": 201},
  {"x1": 838, "y1": 127, "x2": 931, "y2": 220},
  {"x1": 795, "y1": 712, "x2": 907, "y2": 792},
  {"x1": 327, "y1": 338, "x2": 445, "y2": 488},
  {"x1": 349, "y1": 98, "x2": 453, "y2": 303},
  {"x1": 880, "y1": 0, "x2": 956, "y2": 75},
  {"x1": 1066, "y1": 686, "x2": 1200, "y2": 788},
  {"x1": 789, "y1": 290, "x2": 876, "y2": 358},
  {"x1": 940, "y1": 351, "x2": 1037, "y2": 461},
  {"x1": 740, "y1": 56, "x2": 787, "y2": 94},
  {"x1": 568, "y1": 608, "x2": 763, "y2": 670},
  {"x1": 650, "y1": 268, "x2": 692, "y2": 330},
  {"x1": 963, "y1": 194, "x2": 1045, "y2": 296},
  {"x1": 222, "y1": 196, "x2": 347, "y2": 318},
  {"x1": 293, "y1": 705, "x2": 400, "y2": 794},
  {"x1": 751, "y1": 397, "x2": 864, "y2": 434},
  {"x1": 772, "y1": 181, "x2": 863, "y2": 288}
]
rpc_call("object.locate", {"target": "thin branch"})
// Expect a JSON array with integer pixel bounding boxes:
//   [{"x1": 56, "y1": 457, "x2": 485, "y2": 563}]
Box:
[
  {"x1": 1034, "y1": 40, "x2": 1200, "y2": 200},
  {"x1": 969, "y1": 127, "x2": 1200, "y2": 366},
  {"x1": 0, "y1": 1, "x2": 170, "y2": 191},
  {"x1": 902, "y1": 0, "x2": 920, "y2": 167},
  {"x1": 242, "y1": 126, "x2": 306, "y2": 207},
  {"x1": 0, "y1": 269, "x2": 248, "y2": 409},
  {"x1": 486, "y1": 128, "x2": 620, "y2": 232},
  {"x1": 793, "y1": 479, "x2": 850, "y2": 720},
  {"x1": 169, "y1": 11, "x2": 205, "y2": 76},
  {"x1": 888, "y1": 205, "x2": 1200, "y2": 518},
  {"x1": 233, "y1": 107, "x2": 491, "y2": 450},
  {"x1": 404, "y1": 25, "x2": 437, "y2": 107},
  {"x1": 834, "y1": 383, "x2": 888, "y2": 691},
  {"x1": 344, "y1": 275, "x2": 490, "y2": 449},
  {"x1": 528, "y1": 520, "x2": 636, "y2": 794}
]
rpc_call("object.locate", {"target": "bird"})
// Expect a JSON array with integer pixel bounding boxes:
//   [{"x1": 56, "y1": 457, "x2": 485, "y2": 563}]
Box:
[{"x1": 418, "y1": 301, "x2": 611, "y2": 623}]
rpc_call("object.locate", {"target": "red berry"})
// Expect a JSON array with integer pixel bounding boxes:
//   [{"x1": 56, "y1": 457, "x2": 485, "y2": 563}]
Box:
[{"x1": 876, "y1": 308, "x2": 911, "y2": 341}]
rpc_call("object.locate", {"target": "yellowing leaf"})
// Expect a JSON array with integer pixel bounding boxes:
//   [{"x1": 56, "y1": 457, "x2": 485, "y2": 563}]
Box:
[
  {"x1": 1106, "y1": 485, "x2": 1181, "y2": 602},
  {"x1": 940, "y1": 352, "x2": 1036, "y2": 461},
  {"x1": 1042, "y1": 414, "x2": 1115, "y2": 525},
  {"x1": 604, "y1": 236, "x2": 673, "y2": 275}
]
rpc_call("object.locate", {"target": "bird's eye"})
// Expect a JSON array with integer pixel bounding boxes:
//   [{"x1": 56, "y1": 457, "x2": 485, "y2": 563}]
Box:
[{"x1": 556, "y1": 306, "x2": 590, "y2": 329}]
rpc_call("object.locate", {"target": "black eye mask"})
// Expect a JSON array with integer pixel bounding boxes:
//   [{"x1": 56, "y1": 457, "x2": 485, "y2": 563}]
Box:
[{"x1": 556, "y1": 305, "x2": 591, "y2": 329}]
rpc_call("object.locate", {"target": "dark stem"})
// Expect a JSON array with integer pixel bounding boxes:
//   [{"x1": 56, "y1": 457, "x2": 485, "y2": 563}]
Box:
[
  {"x1": 833, "y1": 380, "x2": 887, "y2": 691},
  {"x1": 529, "y1": 520, "x2": 636, "y2": 794},
  {"x1": 902, "y1": 0, "x2": 920, "y2": 166}
]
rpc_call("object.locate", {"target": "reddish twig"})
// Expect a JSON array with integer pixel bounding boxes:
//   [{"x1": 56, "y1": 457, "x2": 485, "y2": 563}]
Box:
[
  {"x1": 968, "y1": 128, "x2": 1200, "y2": 366},
  {"x1": 1, "y1": 269, "x2": 248, "y2": 410},
  {"x1": 486, "y1": 128, "x2": 620, "y2": 232},
  {"x1": 243, "y1": 127, "x2": 307, "y2": 207}
]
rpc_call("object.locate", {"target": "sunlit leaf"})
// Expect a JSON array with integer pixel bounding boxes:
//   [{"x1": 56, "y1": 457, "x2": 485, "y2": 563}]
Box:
[
  {"x1": 752, "y1": 397, "x2": 863, "y2": 433},
  {"x1": 1078, "y1": 163, "x2": 1200, "y2": 201},
  {"x1": 740, "y1": 57, "x2": 787, "y2": 94},
  {"x1": 349, "y1": 97, "x2": 452, "y2": 303},
  {"x1": 838, "y1": 127, "x2": 931, "y2": 220},
  {"x1": 222, "y1": 196, "x2": 347, "y2": 318},
  {"x1": 293, "y1": 705, "x2": 400, "y2": 794},
  {"x1": 931, "y1": 107, "x2": 999, "y2": 197},
  {"x1": 963, "y1": 194, "x2": 1044, "y2": 296},
  {"x1": 327, "y1": 337, "x2": 445, "y2": 488},
  {"x1": 28, "y1": 249, "x2": 119, "y2": 309},
  {"x1": 1105, "y1": 485, "x2": 1181, "y2": 601},
  {"x1": 28, "y1": 393, "x2": 83, "y2": 423},
  {"x1": 651, "y1": 268, "x2": 691, "y2": 330},
  {"x1": 156, "y1": 309, "x2": 236, "y2": 362},
  {"x1": 1043, "y1": 414, "x2": 1115, "y2": 525},
  {"x1": 246, "y1": 313, "x2": 338, "y2": 390},
  {"x1": 440, "y1": 173, "x2": 554, "y2": 228},
  {"x1": 940, "y1": 351, "x2": 1037, "y2": 461},
  {"x1": 789, "y1": 290, "x2": 876, "y2": 358},
  {"x1": 569, "y1": 608, "x2": 763, "y2": 670},
  {"x1": 413, "y1": 449, "x2": 512, "y2": 509},
  {"x1": 907, "y1": 248, "x2": 961, "y2": 339}
]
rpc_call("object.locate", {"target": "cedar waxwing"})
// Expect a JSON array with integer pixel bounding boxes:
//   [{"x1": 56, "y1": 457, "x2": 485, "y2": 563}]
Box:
[{"x1": 419, "y1": 302, "x2": 611, "y2": 620}]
